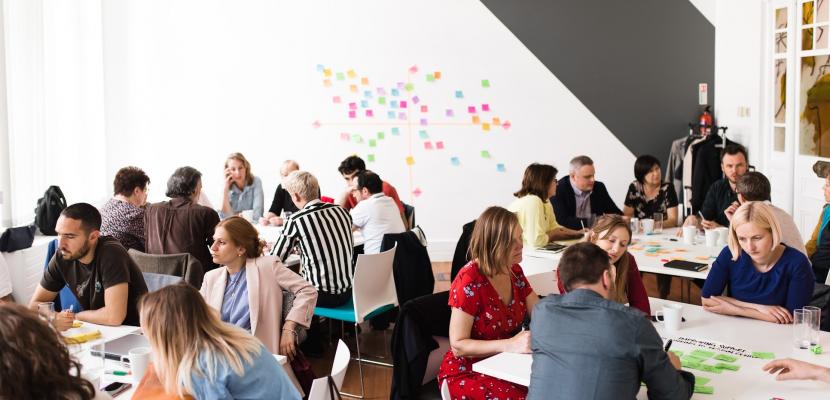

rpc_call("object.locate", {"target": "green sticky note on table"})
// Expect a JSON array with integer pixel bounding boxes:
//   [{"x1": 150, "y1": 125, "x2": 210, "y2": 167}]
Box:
[
  {"x1": 481, "y1": 79, "x2": 490, "y2": 88},
  {"x1": 694, "y1": 385, "x2": 714, "y2": 395},
  {"x1": 698, "y1": 364, "x2": 723, "y2": 374},
  {"x1": 681, "y1": 360, "x2": 701, "y2": 369},
  {"x1": 690, "y1": 349, "x2": 715, "y2": 359},
  {"x1": 752, "y1": 352, "x2": 775, "y2": 359},
  {"x1": 694, "y1": 376, "x2": 711, "y2": 385},
  {"x1": 368, "y1": 139, "x2": 376, "y2": 147},
  {"x1": 715, "y1": 362, "x2": 739, "y2": 371},
  {"x1": 682, "y1": 355, "x2": 706, "y2": 364},
  {"x1": 481, "y1": 150, "x2": 491, "y2": 159},
  {"x1": 713, "y1": 354, "x2": 737, "y2": 363}
]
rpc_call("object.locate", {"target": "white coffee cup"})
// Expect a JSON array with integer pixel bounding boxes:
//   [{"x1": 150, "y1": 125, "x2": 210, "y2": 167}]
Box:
[
  {"x1": 641, "y1": 218, "x2": 655, "y2": 235},
  {"x1": 704, "y1": 229, "x2": 719, "y2": 247},
  {"x1": 682, "y1": 226, "x2": 697, "y2": 245},
  {"x1": 656, "y1": 303, "x2": 683, "y2": 333},
  {"x1": 125, "y1": 347, "x2": 152, "y2": 383},
  {"x1": 716, "y1": 227, "x2": 729, "y2": 246}
]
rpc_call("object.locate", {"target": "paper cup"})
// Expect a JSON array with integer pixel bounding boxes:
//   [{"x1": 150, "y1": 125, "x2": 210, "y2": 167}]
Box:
[
  {"x1": 716, "y1": 227, "x2": 729, "y2": 246},
  {"x1": 705, "y1": 229, "x2": 719, "y2": 247},
  {"x1": 682, "y1": 226, "x2": 697, "y2": 245}
]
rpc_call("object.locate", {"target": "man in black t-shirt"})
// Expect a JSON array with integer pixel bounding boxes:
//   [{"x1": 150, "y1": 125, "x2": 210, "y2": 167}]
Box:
[{"x1": 29, "y1": 203, "x2": 148, "y2": 329}]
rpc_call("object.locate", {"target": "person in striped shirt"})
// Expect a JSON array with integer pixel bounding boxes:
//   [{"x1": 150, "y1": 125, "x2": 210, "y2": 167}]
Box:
[{"x1": 270, "y1": 170, "x2": 354, "y2": 307}]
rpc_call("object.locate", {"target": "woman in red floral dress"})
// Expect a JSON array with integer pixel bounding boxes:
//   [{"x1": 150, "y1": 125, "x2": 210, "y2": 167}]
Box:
[{"x1": 439, "y1": 206, "x2": 540, "y2": 400}]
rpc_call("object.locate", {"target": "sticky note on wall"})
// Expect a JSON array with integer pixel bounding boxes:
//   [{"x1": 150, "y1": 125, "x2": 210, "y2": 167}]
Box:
[
  {"x1": 455, "y1": 90, "x2": 463, "y2": 99},
  {"x1": 481, "y1": 150, "x2": 491, "y2": 158},
  {"x1": 497, "y1": 163, "x2": 506, "y2": 172},
  {"x1": 406, "y1": 156, "x2": 415, "y2": 165},
  {"x1": 367, "y1": 154, "x2": 375, "y2": 162},
  {"x1": 419, "y1": 130, "x2": 429, "y2": 139},
  {"x1": 436, "y1": 141, "x2": 444, "y2": 150},
  {"x1": 391, "y1": 127, "x2": 400, "y2": 135},
  {"x1": 450, "y1": 156, "x2": 460, "y2": 166},
  {"x1": 481, "y1": 79, "x2": 490, "y2": 87},
  {"x1": 424, "y1": 141, "x2": 433, "y2": 150}
]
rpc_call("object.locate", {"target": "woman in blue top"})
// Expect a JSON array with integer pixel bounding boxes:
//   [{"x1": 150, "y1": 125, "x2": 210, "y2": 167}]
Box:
[
  {"x1": 701, "y1": 202, "x2": 815, "y2": 324},
  {"x1": 140, "y1": 283, "x2": 301, "y2": 400},
  {"x1": 220, "y1": 152, "x2": 264, "y2": 221}
]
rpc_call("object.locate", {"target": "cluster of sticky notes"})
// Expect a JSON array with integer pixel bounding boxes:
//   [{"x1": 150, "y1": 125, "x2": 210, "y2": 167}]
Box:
[{"x1": 680, "y1": 349, "x2": 743, "y2": 378}]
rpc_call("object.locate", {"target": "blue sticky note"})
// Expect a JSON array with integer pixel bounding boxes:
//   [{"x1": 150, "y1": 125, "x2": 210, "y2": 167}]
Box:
[
  {"x1": 391, "y1": 127, "x2": 400, "y2": 135},
  {"x1": 316, "y1": 64, "x2": 324, "y2": 72},
  {"x1": 450, "y1": 157, "x2": 460, "y2": 166},
  {"x1": 455, "y1": 90, "x2": 463, "y2": 99},
  {"x1": 391, "y1": 88, "x2": 399, "y2": 97},
  {"x1": 363, "y1": 90, "x2": 372, "y2": 98},
  {"x1": 496, "y1": 163, "x2": 506, "y2": 172},
  {"x1": 387, "y1": 111, "x2": 395, "y2": 119},
  {"x1": 390, "y1": 100, "x2": 398, "y2": 109},
  {"x1": 360, "y1": 100, "x2": 369, "y2": 108},
  {"x1": 419, "y1": 130, "x2": 429, "y2": 139}
]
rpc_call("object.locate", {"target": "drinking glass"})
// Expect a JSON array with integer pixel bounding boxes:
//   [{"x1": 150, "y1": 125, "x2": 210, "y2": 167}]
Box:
[
  {"x1": 653, "y1": 213, "x2": 664, "y2": 234},
  {"x1": 805, "y1": 305, "x2": 822, "y2": 346},
  {"x1": 794, "y1": 309, "x2": 812, "y2": 349},
  {"x1": 38, "y1": 302, "x2": 55, "y2": 325},
  {"x1": 630, "y1": 218, "x2": 640, "y2": 235}
]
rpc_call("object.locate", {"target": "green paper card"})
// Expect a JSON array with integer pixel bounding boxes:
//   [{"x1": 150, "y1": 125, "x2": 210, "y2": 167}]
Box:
[
  {"x1": 681, "y1": 360, "x2": 701, "y2": 369},
  {"x1": 694, "y1": 385, "x2": 714, "y2": 395},
  {"x1": 697, "y1": 364, "x2": 723, "y2": 374},
  {"x1": 690, "y1": 349, "x2": 715, "y2": 359},
  {"x1": 752, "y1": 352, "x2": 775, "y2": 359},
  {"x1": 682, "y1": 355, "x2": 706, "y2": 364},
  {"x1": 694, "y1": 376, "x2": 711, "y2": 385},
  {"x1": 715, "y1": 362, "x2": 740, "y2": 371},
  {"x1": 713, "y1": 354, "x2": 737, "y2": 362}
]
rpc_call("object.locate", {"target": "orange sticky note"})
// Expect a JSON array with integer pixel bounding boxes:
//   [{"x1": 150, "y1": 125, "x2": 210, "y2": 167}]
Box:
[
  {"x1": 405, "y1": 156, "x2": 415, "y2": 165},
  {"x1": 347, "y1": 70, "x2": 357, "y2": 78},
  {"x1": 492, "y1": 117, "x2": 501, "y2": 126},
  {"x1": 323, "y1": 79, "x2": 332, "y2": 87},
  {"x1": 350, "y1": 85, "x2": 358, "y2": 93},
  {"x1": 482, "y1": 123, "x2": 491, "y2": 131},
  {"x1": 323, "y1": 68, "x2": 332, "y2": 77},
  {"x1": 472, "y1": 116, "x2": 480, "y2": 125},
  {"x1": 434, "y1": 71, "x2": 442, "y2": 79},
  {"x1": 361, "y1": 77, "x2": 369, "y2": 86}
]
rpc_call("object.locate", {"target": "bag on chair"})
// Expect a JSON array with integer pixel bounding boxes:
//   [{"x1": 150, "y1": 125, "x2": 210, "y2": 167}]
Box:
[{"x1": 34, "y1": 186, "x2": 67, "y2": 235}]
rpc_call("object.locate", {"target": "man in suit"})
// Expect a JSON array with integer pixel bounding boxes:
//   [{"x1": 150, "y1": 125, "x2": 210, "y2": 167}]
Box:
[{"x1": 551, "y1": 155, "x2": 623, "y2": 230}]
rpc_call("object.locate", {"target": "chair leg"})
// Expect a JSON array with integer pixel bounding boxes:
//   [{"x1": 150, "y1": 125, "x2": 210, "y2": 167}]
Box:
[{"x1": 339, "y1": 323, "x2": 366, "y2": 398}]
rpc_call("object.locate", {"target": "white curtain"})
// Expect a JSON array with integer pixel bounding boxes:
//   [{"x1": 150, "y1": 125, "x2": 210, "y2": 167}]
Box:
[{"x1": 3, "y1": 0, "x2": 108, "y2": 226}]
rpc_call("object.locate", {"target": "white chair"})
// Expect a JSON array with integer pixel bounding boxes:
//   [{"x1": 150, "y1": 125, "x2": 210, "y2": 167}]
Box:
[
  {"x1": 313, "y1": 246, "x2": 398, "y2": 398},
  {"x1": 440, "y1": 379, "x2": 451, "y2": 400},
  {"x1": 307, "y1": 339, "x2": 351, "y2": 400}
]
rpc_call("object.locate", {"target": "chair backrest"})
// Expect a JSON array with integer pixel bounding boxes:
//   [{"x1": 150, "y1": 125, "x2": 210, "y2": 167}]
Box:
[
  {"x1": 142, "y1": 272, "x2": 183, "y2": 292},
  {"x1": 440, "y1": 379, "x2": 451, "y2": 400},
  {"x1": 306, "y1": 339, "x2": 350, "y2": 400},
  {"x1": 128, "y1": 249, "x2": 204, "y2": 288},
  {"x1": 44, "y1": 239, "x2": 83, "y2": 312},
  {"x1": 402, "y1": 202, "x2": 415, "y2": 229},
  {"x1": 451, "y1": 220, "x2": 476, "y2": 281},
  {"x1": 352, "y1": 246, "x2": 397, "y2": 323}
]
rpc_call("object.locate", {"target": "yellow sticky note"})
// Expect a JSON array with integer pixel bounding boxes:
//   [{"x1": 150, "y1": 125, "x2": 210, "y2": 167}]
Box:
[
  {"x1": 472, "y1": 116, "x2": 480, "y2": 125},
  {"x1": 361, "y1": 77, "x2": 369, "y2": 86},
  {"x1": 482, "y1": 123, "x2": 491, "y2": 131},
  {"x1": 347, "y1": 69, "x2": 357, "y2": 78},
  {"x1": 406, "y1": 156, "x2": 415, "y2": 166},
  {"x1": 350, "y1": 85, "x2": 358, "y2": 93},
  {"x1": 323, "y1": 68, "x2": 332, "y2": 77}
]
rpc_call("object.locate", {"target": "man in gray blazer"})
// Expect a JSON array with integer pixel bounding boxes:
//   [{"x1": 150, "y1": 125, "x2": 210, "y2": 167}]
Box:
[{"x1": 528, "y1": 243, "x2": 694, "y2": 400}]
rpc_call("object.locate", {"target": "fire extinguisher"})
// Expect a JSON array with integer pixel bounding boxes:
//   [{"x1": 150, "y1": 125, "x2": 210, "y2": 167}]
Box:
[{"x1": 698, "y1": 106, "x2": 713, "y2": 135}]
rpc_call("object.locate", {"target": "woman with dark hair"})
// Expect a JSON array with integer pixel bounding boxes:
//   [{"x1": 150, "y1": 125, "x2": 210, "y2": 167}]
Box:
[
  {"x1": 623, "y1": 155, "x2": 679, "y2": 227},
  {"x1": 439, "y1": 206, "x2": 539, "y2": 400},
  {"x1": 507, "y1": 163, "x2": 584, "y2": 248},
  {"x1": 0, "y1": 302, "x2": 110, "y2": 400},
  {"x1": 100, "y1": 166, "x2": 150, "y2": 251},
  {"x1": 557, "y1": 214, "x2": 651, "y2": 315},
  {"x1": 144, "y1": 166, "x2": 221, "y2": 271},
  {"x1": 220, "y1": 152, "x2": 264, "y2": 221}
]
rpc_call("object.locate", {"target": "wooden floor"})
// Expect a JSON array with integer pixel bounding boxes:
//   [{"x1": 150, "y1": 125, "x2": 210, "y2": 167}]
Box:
[{"x1": 307, "y1": 261, "x2": 702, "y2": 399}]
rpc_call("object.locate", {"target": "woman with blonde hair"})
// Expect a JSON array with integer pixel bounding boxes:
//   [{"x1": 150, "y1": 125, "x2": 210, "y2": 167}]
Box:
[
  {"x1": 556, "y1": 214, "x2": 651, "y2": 315},
  {"x1": 439, "y1": 206, "x2": 539, "y2": 399},
  {"x1": 140, "y1": 283, "x2": 301, "y2": 399},
  {"x1": 201, "y1": 216, "x2": 316, "y2": 360},
  {"x1": 701, "y1": 202, "x2": 814, "y2": 323},
  {"x1": 220, "y1": 152, "x2": 264, "y2": 221}
]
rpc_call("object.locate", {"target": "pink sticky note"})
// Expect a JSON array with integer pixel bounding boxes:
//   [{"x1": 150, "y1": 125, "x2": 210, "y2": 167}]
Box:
[
  {"x1": 365, "y1": 109, "x2": 374, "y2": 117},
  {"x1": 377, "y1": 87, "x2": 386, "y2": 96},
  {"x1": 436, "y1": 141, "x2": 444, "y2": 150},
  {"x1": 421, "y1": 105, "x2": 428, "y2": 113},
  {"x1": 349, "y1": 102, "x2": 357, "y2": 110},
  {"x1": 502, "y1": 120, "x2": 511, "y2": 130},
  {"x1": 412, "y1": 96, "x2": 420, "y2": 104},
  {"x1": 468, "y1": 106, "x2": 476, "y2": 114},
  {"x1": 424, "y1": 141, "x2": 433, "y2": 150},
  {"x1": 409, "y1": 65, "x2": 419, "y2": 73},
  {"x1": 397, "y1": 82, "x2": 405, "y2": 89},
  {"x1": 348, "y1": 111, "x2": 356, "y2": 119},
  {"x1": 400, "y1": 101, "x2": 408, "y2": 109},
  {"x1": 398, "y1": 112, "x2": 407, "y2": 120},
  {"x1": 412, "y1": 187, "x2": 423, "y2": 197},
  {"x1": 340, "y1": 132, "x2": 350, "y2": 141},
  {"x1": 446, "y1": 109, "x2": 454, "y2": 117},
  {"x1": 333, "y1": 96, "x2": 341, "y2": 104},
  {"x1": 482, "y1": 104, "x2": 490, "y2": 112},
  {"x1": 312, "y1": 120, "x2": 321, "y2": 129},
  {"x1": 420, "y1": 118, "x2": 428, "y2": 126}
]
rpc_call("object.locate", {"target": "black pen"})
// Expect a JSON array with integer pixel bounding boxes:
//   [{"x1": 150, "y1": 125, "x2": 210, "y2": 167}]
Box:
[{"x1": 664, "y1": 339, "x2": 673, "y2": 352}]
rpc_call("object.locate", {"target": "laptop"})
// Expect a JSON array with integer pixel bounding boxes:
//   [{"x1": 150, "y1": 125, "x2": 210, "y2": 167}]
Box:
[{"x1": 92, "y1": 333, "x2": 150, "y2": 361}]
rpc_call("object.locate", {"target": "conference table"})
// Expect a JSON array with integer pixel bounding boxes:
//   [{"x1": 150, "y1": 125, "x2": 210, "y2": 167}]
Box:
[
  {"x1": 521, "y1": 227, "x2": 717, "y2": 301},
  {"x1": 472, "y1": 297, "x2": 830, "y2": 399}
]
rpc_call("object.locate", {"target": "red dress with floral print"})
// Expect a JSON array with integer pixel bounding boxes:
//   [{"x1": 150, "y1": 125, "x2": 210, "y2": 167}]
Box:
[{"x1": 438, "y1": 261, "x2": 533, "y2": 400}]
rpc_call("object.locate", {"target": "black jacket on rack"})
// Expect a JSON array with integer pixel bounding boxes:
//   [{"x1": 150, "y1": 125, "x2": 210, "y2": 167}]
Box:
[{"x1": 690, "y1": 133, "x2": 738, "y2": 214}]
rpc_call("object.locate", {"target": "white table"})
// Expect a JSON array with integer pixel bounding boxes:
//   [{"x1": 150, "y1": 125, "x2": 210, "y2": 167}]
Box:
[
  {"x1": 473, "y1": 298, "x2": 830, "y2": 399},
  {"x1": 2, "y1": 234, "x2": 55, "y2": 304}
]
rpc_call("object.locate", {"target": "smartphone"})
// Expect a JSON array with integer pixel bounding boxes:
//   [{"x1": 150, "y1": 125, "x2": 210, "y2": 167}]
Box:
[{"x1": 103, "y1": 382, "x2": 132, "y2": 398}]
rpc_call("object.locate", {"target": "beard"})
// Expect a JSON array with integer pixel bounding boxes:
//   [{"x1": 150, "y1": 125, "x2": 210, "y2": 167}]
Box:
[{"x1": 59, "y1": 241, "x2": 92, "y2": 261}]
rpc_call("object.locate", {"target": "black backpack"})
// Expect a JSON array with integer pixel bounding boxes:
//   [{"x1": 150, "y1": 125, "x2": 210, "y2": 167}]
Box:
[{"x1": 34, "y1": 186, "x2": 67, "y2": 235}]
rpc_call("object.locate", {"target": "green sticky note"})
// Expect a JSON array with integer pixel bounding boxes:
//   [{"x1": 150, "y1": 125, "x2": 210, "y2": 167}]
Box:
[
  {"x1": 682, "y1": 361, "x2": 701, "y2": 369},
  {"x1": 715, "y1": 362, "x2": 740, "y2": 371},
  {"x1": 670, "y1": 350, "x2": 684, "y2": 357},
  {"x1": 405, "y1": 83, "x2": 414, "y2": 91},
  {"x1": 752, "y1": 352, "x2": 775, "y2": 359},
  {"x1": 713, "y1": 354, "x2": 737, "y2": 363},
  {"x1": 368, "y1": 139, "x2": 376, "y2": 147},
  {"x1": 336, "y1": 72, "x2": 345, "y2": 81},
  {"x1": 481, "y1": 79, "x2": 490, "y2": 88},
  {"x1": 418, "y1": 130, "x2": 429, "y2": 139},
  {"x1": 693, "y1": 385, "x2": 714, "y2": 395},
  {"x1": 351, "y1": 134, "x2": 363, "y2": 144},
  {"x1": 391, "y1": 127, "x2": 400, "y2": 135},
  {"x1": 367, "y1": 154, "x2": 375, "y2": 162},
  {"x1": 694, "y1": 376, "x2": 711, "y2": 385},
  {"x1": 377, "y1": 131, "x2": 385, "y2": 140},
  {"x1": 690, "y1": 349, "x2": 715, "y2": 359},
  {"x1": 681, "y1": 355, "x2": 706, "y2": 364},
  {"x1": 697, "y1": 364, "x2": 723, "y2": 374},
  {"x1": 378, "y1": 97, "x2": 387, "y2": 105},
  {"x1": 481, "y1": 150, "x2": 491, "y2": 159},
  {"x1": 812, "y1": 345, "x2": 823, "y2": 355},
  {"x1": 426, "y1": 74, "x2": 435, "y2": 82}
]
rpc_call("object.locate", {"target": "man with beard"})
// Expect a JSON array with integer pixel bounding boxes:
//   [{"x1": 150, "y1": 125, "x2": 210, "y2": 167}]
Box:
[
  {"x1": 527, "y1": 243, "x2": 693, "y2": 400},
  {"x1": 29, "y1": 203, "x2": 147, "y2": 329},
  {"x1": 683, "y1": 143, "x2": 749, "y2": 229}
]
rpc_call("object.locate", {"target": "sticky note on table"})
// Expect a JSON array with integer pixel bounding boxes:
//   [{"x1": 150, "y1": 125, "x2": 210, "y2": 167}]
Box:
[
  {"x1": 312, "y1": 120, "x2": 321, "y2": 129},
  {"x1": 481, "y1": 79, "x2": 490, "y2": 87},
  {"x1": 690, "y1": 349, "x2": 715, "y2": 359},
  {"x1": 412, "y1": 187, "x2": 422, "y2": 197},
  {"x1": 450, "y1": 156, "x2": 460, "y2": 166},
  {"x1": 316, "y1": 64, "x2": 325, "y2": 72},
  {"x1": 496, "y1": 163, "x2": 506, "y2": 172},
  {"x1": 446, "y1": 109, "x2": 455, "y2": 117},
  {"x1": 681, "y1": 360, "x2": 701, "y2": 369},
  {"x1": 696, "y1": 364, "x2": 723, "y2": 374},
  {"x1": 426, "y1": 74, "x2": 435, "y2": 82},
  {"x1": 387, "y1": 111, "x2": 396, "y2": 119},
  {"x1": 391, "y1": 127, "x2": 400, "y2": 135},
  {"x1": 351, "y1": 134, "x2": 363, "y2": 144},
  {"x1": 693, "y1": 385, "x2": 714, "y2": 395},
  {"x1": 349, "y1": 84, "x2": 358, "y2": 93},
  {"x1": 436, "y1": 141, "x2": 444, "y2": 150},
  {"x1": 468, "y1": 106, "x2": 477, "y2": 113},
  {"x1": 377, "y1": 87, "x2": 386, "y2": 95},
  {"x1": 412, "y1": 96, "x2": 420, "y2": 104},
  {"x1": 424, "y1": 141, "x2": 433, "y2": 150},
  {"x1": 390, "y1": 100, "x2": 398, "y2": 109},
  {"x1": 368, "y1": 139, "x2": 377, "y2": 147},
  {"x1": 455, "y1": 90, "x2": 463, "y2": 98},
  {"x1": 405, "y1": 156, "x2": 414, "y2": 166},
  {"x1": 399, "y1": 112, "x2": 407, "y2": 120},
  {"x1": 420, "y1": 105, "x2": 428, "y2": 113},
  {"x1": 419, "y1": 130, "x2": 429, "y2": 139},
  {"x1": 360, "y1": 100, "x2": 368, "y2": 108},
  {"x1": 364, "y1": 90, "x2": 372, "y2": 99},
  {"x1": 367, "y1": 154, "x2": 375, "y2": 162},
  {"x1": 713, "y1": 354, "x2": 737, "y2": 363},
  {"x1": 752, "y1": 352, "x2": 775, "y2": 359},
  {"x1": 397, "y1": 82, "x2": 405, "y2": 89},
  {"x1": 715, "y1": 362, "x2": 739, "y2": 371},
  {"x1": 694, "y1": 376, "x2": 710, "y2": 385},
  {"x1": 682, "y1": 355, "x2": 706, "y2": 364},
  {"x1": 482, "y1": 104, "x2": 490, "y2": 112},
  {"x1": 481, "y1": 150, "x2": 491, "y2": 159}
]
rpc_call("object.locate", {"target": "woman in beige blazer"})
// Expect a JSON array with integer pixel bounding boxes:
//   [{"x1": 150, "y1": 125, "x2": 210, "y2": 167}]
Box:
[{"x1": 200, "y1": 216, "x2": 317, "y2": 360}]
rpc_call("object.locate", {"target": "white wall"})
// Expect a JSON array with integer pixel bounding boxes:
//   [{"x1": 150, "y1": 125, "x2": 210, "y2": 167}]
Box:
[{"x1": 98, "y1": 0, "x2": 636, "y2": 259}]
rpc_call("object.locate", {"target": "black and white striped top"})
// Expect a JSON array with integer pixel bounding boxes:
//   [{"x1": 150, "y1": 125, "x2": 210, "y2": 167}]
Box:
[{"x1": 271, "y1": 200, "x2": 354, "y2": 294}]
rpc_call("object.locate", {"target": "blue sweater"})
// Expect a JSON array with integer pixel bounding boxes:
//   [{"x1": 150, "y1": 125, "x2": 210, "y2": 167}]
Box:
[
  {"x1": 190, "y1": 344, "x2": 301, "y2": 400},
  {"x1": 701, "y1": 245, "x2": 815, "y2": 312}
]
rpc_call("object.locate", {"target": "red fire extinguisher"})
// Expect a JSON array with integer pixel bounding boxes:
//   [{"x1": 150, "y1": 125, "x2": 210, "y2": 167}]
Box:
[{"x1": 699, "y1": 106, "x2": 713, "y2": 135}]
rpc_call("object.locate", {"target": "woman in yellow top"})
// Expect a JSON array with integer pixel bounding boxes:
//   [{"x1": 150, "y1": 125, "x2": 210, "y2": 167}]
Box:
[{"x1": 508, "y1": 163, "x2": 585, "y2": 248}]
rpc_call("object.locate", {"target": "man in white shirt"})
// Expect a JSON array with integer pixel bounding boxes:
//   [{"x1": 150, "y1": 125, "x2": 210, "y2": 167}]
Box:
[
  {"x1": 350, "y1": 171, "x2": 406, "y2": 254},
  {"x1": 725, "y1": 171, "x2": 807, "y2": 256}
]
